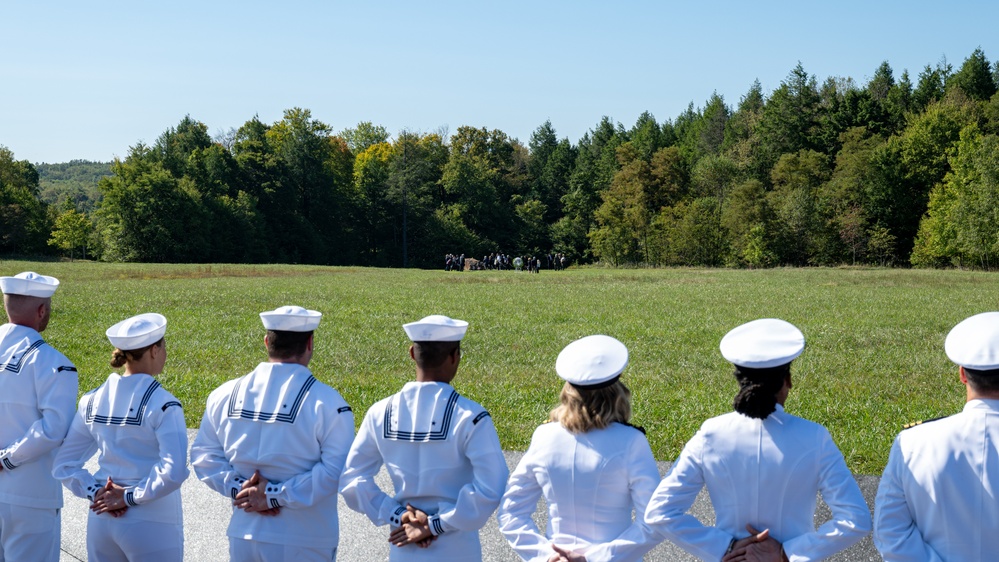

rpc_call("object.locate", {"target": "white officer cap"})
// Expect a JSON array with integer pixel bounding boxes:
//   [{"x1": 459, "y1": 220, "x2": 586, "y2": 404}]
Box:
[
  {"x1": 556, "y1": 335, "x2": 628, "y2": 389},
  {"x1": 720, "y1": 318, "x2": 805, "y2": 369},
  {"x1": 106, "y1": 313, "x2": 167, "y2": 350},
  {"x1": 0, "y1": 271, "x2": 60, "y2": 298},
  {"x1": 260, "y1": 306, "x2": 322, "y2": 332},
  {"x1": 403, "y1": 315, "x2": 468, "y2": 342},
  {"x1": 945, "y1": 312, "x2": 999, "y2": 371}
]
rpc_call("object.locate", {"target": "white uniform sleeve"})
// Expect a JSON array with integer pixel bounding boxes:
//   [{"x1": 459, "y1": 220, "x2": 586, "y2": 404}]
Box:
[
  {"x1": 781, "y1": 428, "x2": 872, "y2": 561},
  {"x1": 52, "y1": 404, "x2": 101, "y2": 501},
  {"x1": 264, "y1": 404, "x2": 354, "y2": 509},
  {"x1": 497, "y1": 435, "x2": 552, "y2": 562},
  {"x1": 127, "y1": 402, "x2": 189, "y2": 506},
  {"x1": 873, "y1": 437, "x2": 944, "y2": 562},
  {"x1": 644, "y1": 430, "x2": 734, "y2": 561},
  {"x1": 1, "y1": 352, "x2": 77, "y2": 470},
  {"x1": 340, "y1": 409, "x2": 405, "y2": 526},
  {"x1": 430, "y1": 413, "x2": 509, "y2": 535},
  {"x1": 190, "y1": 401, "x2": 247, "y2": 500},
  {"x1": 583, "y1": 432, "x2": 661, "y2": 562}
]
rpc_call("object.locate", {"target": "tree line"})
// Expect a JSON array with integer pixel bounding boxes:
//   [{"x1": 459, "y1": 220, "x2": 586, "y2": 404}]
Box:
[{"x1": 4, "y1": 49, "x2": 999, "y2": 269}]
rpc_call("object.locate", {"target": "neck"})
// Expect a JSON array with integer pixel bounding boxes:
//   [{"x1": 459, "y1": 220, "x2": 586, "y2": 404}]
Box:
[
  {"x1": 415, "y1": 368, "x2": 453, "y2": 384},
  {"x1": 124, "y1": 362, "x2": 156, "y2": 377},
  {"x1": 269, "y1": 355, "x2": 309, "y2": 367},
  {"x1": 968, "y1": 387, "x2": 999, "y2": 402},
  {"x1": 10, "y1": 318, "x2": 42, "y2": 331}
]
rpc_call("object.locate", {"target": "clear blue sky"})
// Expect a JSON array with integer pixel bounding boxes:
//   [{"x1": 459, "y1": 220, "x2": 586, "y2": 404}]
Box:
[{"x1": 3, "y1": 0, "x2": 997, "y2": 164}]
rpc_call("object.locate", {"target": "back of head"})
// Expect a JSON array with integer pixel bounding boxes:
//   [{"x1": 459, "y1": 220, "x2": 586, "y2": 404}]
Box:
[
  {"x1": 552, "y1": 334, "x2": 631, "y2": 433},
  {"x1": 946, "y1": 312, "x2": 999, "y2": 398},
  {"x1": 720, "y1": 318, "x2": 804, "y2": 419},
  {"x1": 2, "y1": 272, "x2": 59, "y2": 331},
  {"x1": 106, "y1": 312, "x2": 168, "y2": 369},
  {"x1": 412, "y1": 341, "x2": 460, "y2": 370},
  {"x1": 551, "y1": 380, "x2": 632, "y2": 433},
  {"x1": 404, "y1": 315, "x2": 468, "y2": 380},
  {"x1": 259, "y1": 305, "x2": 322, "y2": 362},
  {"x1": 266, "y1": 330, "x2": 313, "y2": 360},
  {"x1": 962, "y1": 368, "x2": 999, "y2": 395},
  {"x1": 732, "y1": 364, "x2": 789, "y2": 419},
  {"x1": 3, "y1": 293, "x2": 43, "y2": 318}
]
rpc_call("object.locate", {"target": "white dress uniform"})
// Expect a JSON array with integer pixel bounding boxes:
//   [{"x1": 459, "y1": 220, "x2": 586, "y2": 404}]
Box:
[
  {"x1": 646, "y1": 319, "x2": 871, "y2": 562},
  {"x1": 498, "y1": 421, "x2": 661, "y2": 562},
  {"x1": 0, "y1": 320, "x2": 79, "y2": 561},
  {"x1": 190, "y1": 361, "x2": 355, "y2": 560},
  {"x1": 498, "y1": 334, "x2": 660, "y2": 562},
  {"x1": 874, "y1": 399, "x2": 999, "y2": 561},
  {"x1": 874, "y1": 312, "x2": 999, "y2": 561},
  {"x1": 52, "y1": 372, "x2": 188, "y2": 561},
  {"x1": 340, "y1": 380, "x2": 509, "y2": 561},
  {"x1": 645, "y1": 406, "x2": 871, "y2": 561}
]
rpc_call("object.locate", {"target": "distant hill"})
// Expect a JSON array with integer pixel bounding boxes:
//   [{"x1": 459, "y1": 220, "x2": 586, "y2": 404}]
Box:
[{"x1": 36, "y1": 160, "x2": 111, "y2": 213}]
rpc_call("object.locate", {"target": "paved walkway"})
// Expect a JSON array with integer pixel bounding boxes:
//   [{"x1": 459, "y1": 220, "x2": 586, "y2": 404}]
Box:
[{"x1": 59, "y1": 431, "x2": 882, "y2": 561}]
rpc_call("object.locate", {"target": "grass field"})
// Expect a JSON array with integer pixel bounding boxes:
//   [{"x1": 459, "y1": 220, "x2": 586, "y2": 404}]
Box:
[{"x1": 3, "y1": 259, "x2": 997, "y2": 474}]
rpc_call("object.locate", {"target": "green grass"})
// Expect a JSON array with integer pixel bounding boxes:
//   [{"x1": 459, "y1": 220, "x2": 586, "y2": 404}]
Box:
[{"x1": 3, "y1": 259, "x2": 996, "y2": 474}]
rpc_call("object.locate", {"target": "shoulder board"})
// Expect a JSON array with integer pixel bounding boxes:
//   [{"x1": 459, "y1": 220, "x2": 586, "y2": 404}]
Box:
[
  {"x1": 903, "y1": 416, "x2": 945, "y2": 430},
  {"x1": 57, "y1": 366, "x2": 77, "y2": 373},
  {"x1": 473, "y1": 411, "x2": 491, "y2": 425},
  {"x1": 161, "y1": 401, "x2": 182, "y2": 411},
  {"x1": 623, "y1": 422, "x2": 646, "y2": 435},
  {"x1": 337, "y1": 406, "x2": 352, "y2": 414}
]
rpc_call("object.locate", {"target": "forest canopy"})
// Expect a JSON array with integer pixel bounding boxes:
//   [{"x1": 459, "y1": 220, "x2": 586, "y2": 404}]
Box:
[{"x1": 4, "y1": 50, "x2": 999, "y2": 269}]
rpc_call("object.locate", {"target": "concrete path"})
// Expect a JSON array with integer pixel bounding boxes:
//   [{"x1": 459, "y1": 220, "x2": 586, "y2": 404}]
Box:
[{"x1": 59, "y1": 431, "x2": 882, "y2": 561}]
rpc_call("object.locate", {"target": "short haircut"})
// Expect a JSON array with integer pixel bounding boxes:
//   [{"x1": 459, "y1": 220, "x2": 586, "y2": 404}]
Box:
[
  {"x1": 550, "y1": 380, "x2": 632, "y2": 434},
  {"x1": 412, "y1": 341, "x2": 460, "y2": 369},
  {"x1": 964, "y1": 367, "x2": 999, "y2": 393},
  {"x1": 3, "y1": 293, "x2": 48, "y2": 315},
  {"x1": 266, "y1": 330, "x2": 312, "y2": 359}
]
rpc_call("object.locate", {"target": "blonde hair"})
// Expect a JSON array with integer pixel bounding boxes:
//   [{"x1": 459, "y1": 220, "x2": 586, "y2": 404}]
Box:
[{"x1": 549, "y1": 379, "x2": 632, "y2": 434}]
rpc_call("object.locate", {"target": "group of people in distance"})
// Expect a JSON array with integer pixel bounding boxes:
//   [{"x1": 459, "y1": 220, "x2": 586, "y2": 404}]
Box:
[
  {"x1": 1, "y1": 269, "x2": 997, "y2": 562},
  {"x1": 446, "y1": 252, "x2": 570, "y2": 273}
]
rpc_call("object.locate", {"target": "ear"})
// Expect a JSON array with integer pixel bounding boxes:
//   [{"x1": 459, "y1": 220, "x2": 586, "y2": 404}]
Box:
[
  {"x1": 307, "y1": 333, "x2": 314, "y2": 352},
  {"x1": 264, "y1": 335, "x2": 270, "y2": 348},
  {"x1": 959, "y1": 366, "x2": 969, "y2": 385},
  {"x1": 409, "y1": 344, "x2": 416, "y2": 361}
]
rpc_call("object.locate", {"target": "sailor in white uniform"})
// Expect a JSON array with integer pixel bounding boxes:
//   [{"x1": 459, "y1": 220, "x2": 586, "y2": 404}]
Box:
[
  {"x1": 190, "y1": 306, "x2": 354, "y2": 561},
  {"x1": 497, "y1": 335, "x2": 661, "y2": 562},
  {"x1": 874, "y1": 311, "x2": 999, "y2": 561},
  {"x1": 53, "y1": 313, "x2": 188, "y2": 561},
  {"x1": 339, "y1": 315, "x2": 508, "y2": 561},
  {"x1": 0, "y1": 271, "x2": 79, "y2": 562},
  {"x1": 644, "y1": 319, "x2": 871, "y2": 562}
]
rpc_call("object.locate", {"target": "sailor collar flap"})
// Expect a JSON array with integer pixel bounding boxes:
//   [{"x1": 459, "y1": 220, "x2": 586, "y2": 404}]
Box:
[
  {"x1": 85, "y1": 373, "x2": 161, "y2": 426},
  {"x1": 226, "y1": 362, "x2": 317, "y2": 424},
  {"x1": 383, "y1": 382, "x2": 461, "y2": 442}
]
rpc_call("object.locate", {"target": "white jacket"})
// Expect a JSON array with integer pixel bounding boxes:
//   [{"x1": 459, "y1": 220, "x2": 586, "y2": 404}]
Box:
[
  {"x1": 645, "y1": 405, "x2": 871, "y2": 562},
  {"x1": 498, "y1": 421, "x2": 661, "y2": 562},
  {"x1": 875, "y1": 399, "x2": 999, "y2": 561}
]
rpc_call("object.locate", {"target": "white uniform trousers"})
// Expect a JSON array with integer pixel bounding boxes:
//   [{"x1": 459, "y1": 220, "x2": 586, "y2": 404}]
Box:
[
  {"x1": 86, "y1": 511, "x2": 182, "y2": 562},
  {"x1": 228, "y1": 538, "x2": 336, "y2": 561},
  {"x1": 0, "y1": 503, "x2": 60, "y2": 562}
]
